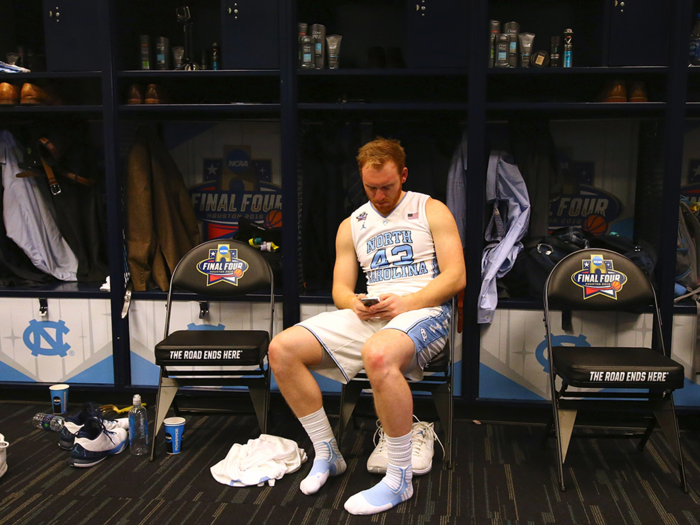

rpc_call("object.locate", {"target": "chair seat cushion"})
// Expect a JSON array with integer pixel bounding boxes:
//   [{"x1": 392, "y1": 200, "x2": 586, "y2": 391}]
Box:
[
  {"x1": 553, "y1": 346, "x2": 684, "y2": 389},
  {"x1": 424, "y1": 351, "x2": 448, "y2": 372},
  {"x1": 155, "y1": 330, "x2": 269, "y2": 367}
]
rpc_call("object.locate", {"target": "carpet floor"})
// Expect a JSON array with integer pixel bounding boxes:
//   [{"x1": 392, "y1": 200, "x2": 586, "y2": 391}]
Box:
[{"x1": 0, "y1": 402, "x2": 699, "y2": 524}]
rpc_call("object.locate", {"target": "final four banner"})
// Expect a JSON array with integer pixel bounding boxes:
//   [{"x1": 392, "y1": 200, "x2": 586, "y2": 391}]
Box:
[
  {"x1": 0, "y1": 298, "x2": 114, "y2": 384},
  {"x1": 188, "y1": 145, "x2": 282, "y2": 240}
]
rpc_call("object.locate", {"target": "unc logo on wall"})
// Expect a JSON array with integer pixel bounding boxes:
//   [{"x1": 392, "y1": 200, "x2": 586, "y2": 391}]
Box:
[
  {"x1": 23, "y1": 319, "x2": 71, "y2": 357},
  {"x1": 535, "y1": 334, "x2": 590, "y2": 373},
  {"x1": 225, "y1": 148, "x2": 250, "y2": 174}
]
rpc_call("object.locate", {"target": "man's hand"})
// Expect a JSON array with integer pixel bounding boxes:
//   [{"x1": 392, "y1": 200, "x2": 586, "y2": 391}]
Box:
[{"x1": 353, "y1": 293, "x2": 410, "y2": 321}]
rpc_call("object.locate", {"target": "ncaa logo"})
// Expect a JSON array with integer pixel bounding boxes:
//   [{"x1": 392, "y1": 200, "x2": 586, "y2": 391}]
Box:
[
  {"x1": 225, "y1": 149, "x2": 250, "y2": 174},
  {"x1": 219, "y1": 245, "x2": 229, "y2": 256},
  {"x1": 590, "y1": 255, "x2": 605, "y2": 273}
]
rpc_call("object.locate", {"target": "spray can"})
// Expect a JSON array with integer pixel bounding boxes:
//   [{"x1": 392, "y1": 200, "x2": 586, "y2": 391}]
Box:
[
  {"x1": 563, "y1": 29, "x2": 573, "y2": 68},
  {"x1": 489, "y1": 20, "x2": 500, "y2": 68},
  {"x1": 504, "y1": 21, "x2": 519, "y2": 68},
  {"x1": 550, "y1": 36, "x2": 561, "y2": 67},
  {"x1": 310, "y1": 24, "x2": 326, "y2": 69},
  {"x1": 139, "y1": 35, "x2": 151, "y2": 70},
  {"x1": 298, "y1": 23, "x2": 308, "y2": 68},
  {"x1": 211, "y1": 43, "x2": 220, "y2": 70}
]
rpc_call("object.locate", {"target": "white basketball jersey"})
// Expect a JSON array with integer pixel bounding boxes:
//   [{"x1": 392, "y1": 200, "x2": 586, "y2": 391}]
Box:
[{"x1": 350, "y1": 191, "x2": 439, "y2": 297}]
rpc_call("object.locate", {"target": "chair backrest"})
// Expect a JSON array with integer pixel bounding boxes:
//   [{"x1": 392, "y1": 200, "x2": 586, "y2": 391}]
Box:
[
  {"x1": 545, "y1": 248, "x2": 655, "y2": 312},
  {"x1": 544, "y1": 248, "x2": 665, "y2": 357},
  {"x1": 164, "y1": 239, "x2": 274, "y2": 337},
  {"x1": 171, "y1": 239, "x2": 272, "y2": 296}
]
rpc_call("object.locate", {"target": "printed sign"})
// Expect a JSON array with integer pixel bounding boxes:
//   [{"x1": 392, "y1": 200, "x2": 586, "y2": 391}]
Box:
[
  {"x1": 587, "y1": 371, "x2": 669, "y2": 382},
  {"x1": 188, "y1": 145, "x2": 282, "y2": 240},
  {"x1": 549, "y1": 185, "x2": 623, "y2": 232},
  {"x1": 197, "y1": 244, "x2": 249, "y2": 286},
  {"x1": 571, "y1": 254, "x2": 627, "y2": 299}
]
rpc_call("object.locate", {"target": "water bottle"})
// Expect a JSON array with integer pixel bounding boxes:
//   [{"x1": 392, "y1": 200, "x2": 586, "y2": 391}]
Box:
[
  {"x1": 690, "y1": 14, "x2": 700, "y2": 65},
  {"x1": 129, "y1": 394, "x2": 149, "y2": 456},
  {"x1": 32, "y1": 413, "x2": 65, "y2": 431}
]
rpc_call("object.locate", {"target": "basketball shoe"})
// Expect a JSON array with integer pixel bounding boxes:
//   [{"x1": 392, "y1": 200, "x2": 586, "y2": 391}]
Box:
[
  {"x1": 68, "y1": 417, "x2": 128, "y2": 468},
  {"x1": 366, "y1": 419, "x2": 443, "y2": 475},
  {"x1": 59, "y1": 403, "x2": 128, "y2": 450},
  {"x1": 0, "y1": 433, "x2": 8, "y2": 479}
]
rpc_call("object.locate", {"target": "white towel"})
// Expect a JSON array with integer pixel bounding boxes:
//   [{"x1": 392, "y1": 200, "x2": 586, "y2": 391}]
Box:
[{"x1": 210, "y1": 434, "x2": 307, "y2": 487}]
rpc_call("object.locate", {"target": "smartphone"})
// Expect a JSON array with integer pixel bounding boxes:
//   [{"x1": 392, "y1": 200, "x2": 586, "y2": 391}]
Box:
[{"x1": 360, "y1": 297, "x2": 380, "y2": 306}]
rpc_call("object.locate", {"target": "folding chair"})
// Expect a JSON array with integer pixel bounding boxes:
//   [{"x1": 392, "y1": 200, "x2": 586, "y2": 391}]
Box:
[
  {"x1": 337, "y1": 297, "x2": 457, "y2": 469},
  {"x1": 542, "y1": 248, "x2": 687, "y2": 492},
  {"x1": 150, "y1": 239, "x2": 274, "y2": 461}
]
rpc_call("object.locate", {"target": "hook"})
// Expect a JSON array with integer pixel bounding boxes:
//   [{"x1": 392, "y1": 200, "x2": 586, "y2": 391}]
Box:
[
  {"x1": 39, "y1": 298, "x2": 48, "y2": 318},
  {"x1": 199, "y1": 301, "x2": 209, "y2": 319}
]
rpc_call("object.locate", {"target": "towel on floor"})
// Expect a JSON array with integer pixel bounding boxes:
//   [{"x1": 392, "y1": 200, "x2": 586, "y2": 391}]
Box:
[{"x1": 211, "y1": 434, "x2": 308, "y2": 487}]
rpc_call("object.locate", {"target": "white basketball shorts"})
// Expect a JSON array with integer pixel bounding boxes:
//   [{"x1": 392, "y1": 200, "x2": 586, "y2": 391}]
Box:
[{"x1": 297, "y1": 303, "x2": 451, "y2": 384}]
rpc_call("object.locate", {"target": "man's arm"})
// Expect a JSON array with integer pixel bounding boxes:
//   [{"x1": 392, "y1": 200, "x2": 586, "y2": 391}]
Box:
[
  {"x1": 369, "y1": 198, "x2": 466, "y2": 319},
  {"x1": 331, "y1": 218, "x2": 377, "y2": 319}
]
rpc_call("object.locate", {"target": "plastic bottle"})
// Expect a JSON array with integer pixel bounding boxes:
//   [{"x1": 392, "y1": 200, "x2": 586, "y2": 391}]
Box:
[
  {"x1": 32, "y1": 413, "x2": 65, "y2": 431},
  {"x1": 128, "y1": 394, "x2": 149, "y2": 456},
  {"x1": 690, "y1": 14, "x2": 700, "y2": 65}
]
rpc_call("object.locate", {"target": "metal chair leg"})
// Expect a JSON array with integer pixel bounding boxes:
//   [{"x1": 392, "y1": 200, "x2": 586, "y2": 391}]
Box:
[
  {"x1": 653, "y1": 395, "x2": 688, "y2": 493},
  {"x1": 150, "y1": 375, "x2": 179, "y2": 461},
  {"x1": 249, "y1": 383, "x2": 269, "y2": 435},
  {"x1": 338, "y1": 381, "x2": 363, "y2": 443}
]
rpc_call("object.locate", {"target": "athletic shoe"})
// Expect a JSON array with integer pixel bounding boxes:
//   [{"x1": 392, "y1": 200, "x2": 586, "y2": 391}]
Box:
[
  {"x1": 59, "y1": 403, "x2": 128, "y2": 450},
  {"x1": 68, "y1": 417, "x2": 128, "y2": 468},
  {"x1": 366, "y1": 419, "x2": 443, "y2": 476},
  {"x1": 0, "y1": 433, "x2": 8, "y2": 479}
]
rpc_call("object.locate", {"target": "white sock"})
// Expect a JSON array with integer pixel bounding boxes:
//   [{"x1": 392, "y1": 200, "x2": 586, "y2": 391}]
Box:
[
  {"x1": 345, "y1": 429, "x2": 413, "y2": 515},
  {"x1": 298, "y1": 407, "x2": 346, "y2": 495}
]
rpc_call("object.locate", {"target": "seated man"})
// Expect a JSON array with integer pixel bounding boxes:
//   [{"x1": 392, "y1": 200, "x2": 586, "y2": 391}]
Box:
[{"x1": 269, "y1": 137, "x2": 466, "y2": 515}]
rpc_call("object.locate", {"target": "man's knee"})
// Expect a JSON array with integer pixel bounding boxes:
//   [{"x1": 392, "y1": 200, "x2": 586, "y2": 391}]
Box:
[
  {"x1": 362, "y1": 334, "x2": 414, "y2": 379},
  {"x1": 268, "y1": 332, "x2": 296, "y2": 374},
  {"x1": 362, "y1": 342, "x2": 393, "y2": 377},
  {"x1": 269, "y1": 327, "x2": 322, "y2": 374}
]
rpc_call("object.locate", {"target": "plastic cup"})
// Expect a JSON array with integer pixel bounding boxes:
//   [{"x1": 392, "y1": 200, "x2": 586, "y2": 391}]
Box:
[
  {"x1": 163, "y1": 417, "x2": 186, "y2": 454},
  {"x1": 49, "y1": 384, "x2": 69, "y2": 414}
]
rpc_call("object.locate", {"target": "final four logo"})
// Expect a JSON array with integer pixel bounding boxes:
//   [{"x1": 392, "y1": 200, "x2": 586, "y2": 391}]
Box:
[
  {"x1": 197, "y1": 244, "x2": 249, "y2": 286},
  {"x1": 571, "y1": 254, "x2": 627, "y2": 299}
]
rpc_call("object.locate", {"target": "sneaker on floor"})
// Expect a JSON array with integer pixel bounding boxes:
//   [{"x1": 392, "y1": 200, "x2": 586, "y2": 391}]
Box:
[
  {"x1": 59, "y1": 403, "x2": 128, "y2": 451},
  {"x1": 68, "y1": 417, "x2": 128, "y2": 468},
  {"x1": 366, "y1": 419, "x2": 443, "y2": 476},
  {"x1": 366, "y1": 420, "x2": 388, "y2": 474},
  {"x1": 0, "y1": 433, "x2": 8, "y2": 479}
]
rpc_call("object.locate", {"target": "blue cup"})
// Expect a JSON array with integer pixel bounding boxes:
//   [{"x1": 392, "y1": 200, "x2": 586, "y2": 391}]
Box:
[
  {"x1": 163, "y1": 417, "x2": 186, "y2": 454},
  {"x1": 49, "y1": 384, "x2": 69, "y2": 414}
]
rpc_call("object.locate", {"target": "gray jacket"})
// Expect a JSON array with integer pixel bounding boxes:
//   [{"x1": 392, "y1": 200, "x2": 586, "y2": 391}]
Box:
[
  {"x1": 478, "y1": 151, "x2": 531, "y2": 323},
  {"x1": 1, "y1": 130, "x2": 77, "y2": 281}
]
